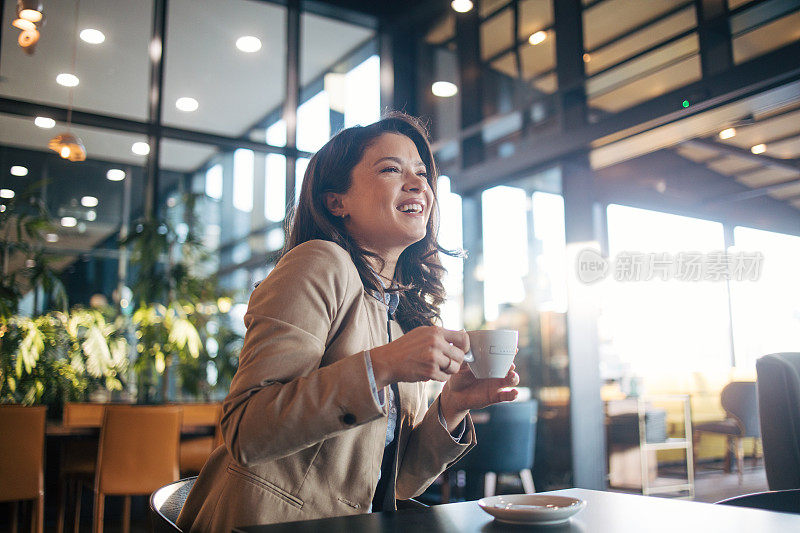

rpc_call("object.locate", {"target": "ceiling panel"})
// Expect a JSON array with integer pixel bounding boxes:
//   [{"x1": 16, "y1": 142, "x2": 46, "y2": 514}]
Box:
[
  {"x1": 732, "y1": 11, "x2": 800, "y2": 64},
  {"x1": 675, "y1": 143, "x2": 719, "y2": 163},
  {"x1": 735, "y1": 167, "x2": 800, "y2": 187},
  {"x1": 706, "y1": 155, "x2": 761, "y2": 175},
  {"x1": 768, "y1": 136, "x2": 800, "y2": 159},
  {"x1": 583, "y1": 0, "x2": 686, "y2": 50},
  {"x1": 0, "y1": 0, "x2": 152, "y2": 120},
  {"x1": 768, "y1": 181, "x2": 800, "y2": 199}
]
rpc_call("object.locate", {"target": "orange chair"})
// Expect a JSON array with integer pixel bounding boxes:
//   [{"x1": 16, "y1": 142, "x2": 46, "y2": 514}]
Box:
[
  {"x1": 0, "y1": 405, "x2": 47, "y2": 533},
  {"x1": 176, "y1": 403, "x2": 223, "y2": 475},
  {"x1": 57, "y1": 403, "x2": 107, "y2": 533},
  {"x1": 92, "y1": 406, "x2": 182, "y2": 533}
]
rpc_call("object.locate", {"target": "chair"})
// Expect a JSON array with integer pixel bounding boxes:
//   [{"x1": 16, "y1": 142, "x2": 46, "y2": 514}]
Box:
[
  {"x1": 92, "y1": 406, "x2": 182, "y2": 533},
  {"x1": 693, "y1": 381, "x2": 761, "y2": 484},
  {"x1": 175, "y1": 403, "x2": 222, "y2": 475},
  {"x1": 58, "y1": 402, "x2": 107, "y2": 533},
  {"x1": 453, "y1": 400, "x2": 537, "y2": 498},
  {"x1": 149, "y1": 477, "x2": 197, "y2": 533},
  {"x1": 756, "y1": 353, "x2": 800, "y2": 490},
  {"x1": 0, "y1": 405, "x2": 47, "y2": 533},
  {"x1": 716, "y1": 489, "x2": 800, "y2": 514}
]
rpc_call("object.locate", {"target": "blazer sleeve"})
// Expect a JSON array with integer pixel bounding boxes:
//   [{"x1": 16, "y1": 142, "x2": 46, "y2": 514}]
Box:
[
  {"x1": 394, "y1": 387, "x2": 476, "y2": 500},
  {"x1": 221, "y1": 240, "x2": 386, "y2": 467}
]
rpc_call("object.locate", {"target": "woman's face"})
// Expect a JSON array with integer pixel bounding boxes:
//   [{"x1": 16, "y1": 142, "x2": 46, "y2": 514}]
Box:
[{"x1": 327, "y1": 132, "x2": 434, "y2": 262}]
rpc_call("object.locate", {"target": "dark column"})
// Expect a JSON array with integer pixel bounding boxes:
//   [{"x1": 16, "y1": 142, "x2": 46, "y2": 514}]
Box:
[
  {"x1": 379, "y1": 25, "x2": 420, "y2": 115},
  {"x1": 284, "y1": 0, "x2": 301, "y2": 217},
  {"x1": 696, "y1": 0, "x2": 733, "y2": 78},
  {"x1": 555, "y1": 0, "x2": 606, "y2": 490},
  {"x1": 145, "y1": 0, "x2": 167, "y2": 220},
  {"x1": 455, "y1": 4, "x2": 484, "y2": 168}
]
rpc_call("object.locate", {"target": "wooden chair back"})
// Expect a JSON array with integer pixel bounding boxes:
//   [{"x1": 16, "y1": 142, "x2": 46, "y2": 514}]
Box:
[{"x1": 0, "y1": 405, "x2": 47, "y2": 502}]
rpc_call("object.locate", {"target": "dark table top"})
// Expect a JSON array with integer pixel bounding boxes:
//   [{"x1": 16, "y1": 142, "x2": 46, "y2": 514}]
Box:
[
  {"x1": 45, "y1": 421, "x2": 214, "y2": 438},
  {"x1": 234, "y1": 488, "x2": 800, "y2": 533}
]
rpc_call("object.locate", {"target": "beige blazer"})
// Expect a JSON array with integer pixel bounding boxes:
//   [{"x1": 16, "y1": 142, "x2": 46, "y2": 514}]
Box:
[{"x1": 177, "y1": 240, "x2": 475, "y2": 532}]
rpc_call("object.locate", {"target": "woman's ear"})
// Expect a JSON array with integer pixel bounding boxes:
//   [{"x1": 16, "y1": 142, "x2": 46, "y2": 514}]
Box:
[{"x1": 324, "y1": 192, "x2": 347, "y2": 218}]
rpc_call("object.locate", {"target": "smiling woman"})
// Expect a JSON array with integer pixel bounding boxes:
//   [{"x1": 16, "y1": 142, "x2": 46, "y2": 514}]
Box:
[{"x1": 176, "y1": 114, "x2": 520, "y2": 532}]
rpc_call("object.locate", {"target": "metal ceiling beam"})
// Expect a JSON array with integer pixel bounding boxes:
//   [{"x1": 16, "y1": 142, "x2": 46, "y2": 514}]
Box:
[
  {"x1": 684, "y1": 138, "x2": 800, "y2": 173},
  {"x1": 0, "y1": 97, "x2": 312, "y2": 159},
  {"x1": 703, "y1": 176, "x2": 800, "y2": 204},
  {"x1": 451, "y1": 40, "x2": 800, "y2": 195}
]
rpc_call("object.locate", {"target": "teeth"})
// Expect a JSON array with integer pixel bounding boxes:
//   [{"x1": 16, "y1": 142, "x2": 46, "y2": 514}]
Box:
[{"x1": 398, "y1": 203, "x2": 423, "y2": 213}]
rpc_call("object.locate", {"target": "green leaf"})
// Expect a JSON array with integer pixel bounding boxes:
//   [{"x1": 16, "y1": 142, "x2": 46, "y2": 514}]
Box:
[
  {"x1": 82, "y1": 325, "x2": 113, "y2": 378},
  {"x1": 169, "y1": 317, "x2": 202, "y2": 359}
]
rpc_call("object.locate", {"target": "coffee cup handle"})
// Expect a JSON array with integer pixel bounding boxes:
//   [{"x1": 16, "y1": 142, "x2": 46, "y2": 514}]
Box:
[{"x1": 463, "y1": 349, "x2": 474, "y2": 363}]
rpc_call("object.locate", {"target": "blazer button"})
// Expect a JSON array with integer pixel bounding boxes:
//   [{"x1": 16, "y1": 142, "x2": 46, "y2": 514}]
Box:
[{"x1": 342, "y1": 413, "x2": 356, "y2": 425}]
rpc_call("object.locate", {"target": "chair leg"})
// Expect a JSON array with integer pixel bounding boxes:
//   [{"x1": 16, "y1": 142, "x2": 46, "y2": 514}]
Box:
[
  {"x1": 691, "y1": 431, "x2": 700, "y2": 474},
  {"x1": 73, "y1": 481, "x2": 82, "y2": 533},
  {"x1": 484, "y1": 472, "x2": 497, "y2": 498},
  {"x1": 724, "y1": 436, "x2": 732, "y2": 473},
  {"x1": 736, "y1": 438, "x2": 745, "y2": 486},
  {"x1": 122, "y1": 495, "x2": 131, "y2": 533},
  {"x1": 35, "y1": 494, "x2": 44, "y2": 533},
  {"x1": 93, "y1": 492, "x2": 105, "y2": 533},
  {"x1": 520, "y1": 469, "x2": 535, "y2": 494},
  {"x1": 11, "y1": 500, "x2": 19, "y2": 533},
  {"x1": 57, "y1": 478, "x2": 67, "y2": 533}
]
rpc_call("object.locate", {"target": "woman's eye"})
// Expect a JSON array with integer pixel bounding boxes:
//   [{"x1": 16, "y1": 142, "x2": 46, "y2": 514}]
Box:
[
  {"x1": 417, "y1": 172, "x2": 428, "y2": 178},
  {"x1": 381, "y1": 166, "x2": 400, "y2": 173}
]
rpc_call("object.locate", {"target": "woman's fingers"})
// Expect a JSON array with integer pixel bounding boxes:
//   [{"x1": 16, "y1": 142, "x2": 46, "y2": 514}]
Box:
[{"x1": 440, "y1": 327, "x2": 469, "y2": 352}]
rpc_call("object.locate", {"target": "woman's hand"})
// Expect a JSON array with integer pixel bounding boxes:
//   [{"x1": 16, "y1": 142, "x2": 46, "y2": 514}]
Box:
[
  {"x1": 369, "y1": 326, "x2": 469, "y2": 389},
  {"x1": 439, "y1": 363, "x2": 520, "y2": 430}
]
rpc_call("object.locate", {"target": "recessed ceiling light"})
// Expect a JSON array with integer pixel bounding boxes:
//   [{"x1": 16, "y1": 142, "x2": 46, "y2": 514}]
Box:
[
  {"x1": 0, "y1": 189, "x2": 14, "y2": 199},
  {"x1": 80, "y1": 29, "x2": 105, "y2": 44},
  {"x1": 56, "y1": 73, "x2": 79, "y2": 87},
  {"x1": 106, "y1": 168, "x2": 125, "y2": 181},
  {"x1": 750, "y1": 144, "x2": 766, "y2": 154},
  {"x1": 176, "y1": 97, "x2": 199, "y2": 112},
  {"x1": 10, "y1": 166, "x2": 28, "y2": 177},
  {"x1": 61, "y1": 216, "x2": 77, "y2": 228},
  {"x1": 431, "y1": 81, "x2": 458, "y2": 97},
  {"x1": 236, "y1": 36, "x2": 262, "y2": 53},
  {"x1": 12, "y1": 18, "x2": 36, "y2": 31},
  {"x1": 718, "y1": 128, "x2": 736, "y2": 140},
  {"x1": 34, "y1": 116, "x2": 55, "y2": 128},
  {"x1": 81, "y1": 195, "x2": 98, "y2": 207},
  {"x1": 451, "y1": 0, "x2": 473, "y2": 13},
  {"x1": 86, "y1": 210, "x2": 97, "y2": 221},
  {"x1": 46, "y1": 233, "x2": 59, "y2": 243},
  {"x1": 529, "y1": 31, "x2": 547, "y2": 45},
  {"x1": 583, "y1": 53, "x2": 591, "y2": 62},
  {"x1": 132, "y1": 142, "x2": 150, "y2": 155},
  {"x1": 0, "y1": 205, "x2": 5, "y2": 213},
  {"x1": 19, "y1": 9, "x2": 43, "y2": 23}
]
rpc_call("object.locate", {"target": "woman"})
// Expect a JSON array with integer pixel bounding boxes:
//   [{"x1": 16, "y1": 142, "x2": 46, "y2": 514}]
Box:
[{"x1": 177, "y1": 113, "x2": 519, "y2": 532}]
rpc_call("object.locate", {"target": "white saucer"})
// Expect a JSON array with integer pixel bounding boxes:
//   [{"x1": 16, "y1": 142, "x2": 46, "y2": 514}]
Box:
[{"x1": 477, "y1": 494, "x2": 586, "y2": 525}]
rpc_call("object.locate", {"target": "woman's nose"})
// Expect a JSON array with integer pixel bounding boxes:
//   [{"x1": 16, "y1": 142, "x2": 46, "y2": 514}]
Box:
[{"x1": 403, "y1": 171, "x2": 427, "y2": 192}]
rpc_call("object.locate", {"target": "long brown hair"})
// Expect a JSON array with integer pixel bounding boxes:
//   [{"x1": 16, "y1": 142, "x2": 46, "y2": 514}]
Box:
[{"x1": 284, "y1": 112, "x2": 458, "y2": 332}]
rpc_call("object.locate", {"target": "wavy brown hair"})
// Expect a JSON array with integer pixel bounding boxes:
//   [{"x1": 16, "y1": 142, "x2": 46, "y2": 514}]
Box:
[{"x1": 284, "y1": 112, "x2": 459, "y2": 332}]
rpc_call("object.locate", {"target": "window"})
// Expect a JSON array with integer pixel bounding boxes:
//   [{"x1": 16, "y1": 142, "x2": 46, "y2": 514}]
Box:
[
  {"x1": 233, "y1": 149, "x2": 254, "y2": 212},
  {"x1": 265, "y1": 120, "x2": 287, "y2": 222},
  {"x1": 603, "y1": 205, "x2": 731, "y2": 376},
  {"x1": 344, "y1": 55, "x2": 381, "y2": 128},
  {"x1": 205, "y1": 164, "x2": 223, "y2": 200},
  {"x1": 438, "y1": 176, "x2": 464, "y2": 329},
  {"x1": 482, "y1": 185, "x2": 530, "y2": 322},
  {"x1": 730, "y1": 227, "x2": 800, "y2": 369}
]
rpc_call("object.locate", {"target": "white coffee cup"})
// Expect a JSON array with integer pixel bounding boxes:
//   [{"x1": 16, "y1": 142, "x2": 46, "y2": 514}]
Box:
[{"x1": 463, "y1": 329, "x2": 518, "y2": 379}]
